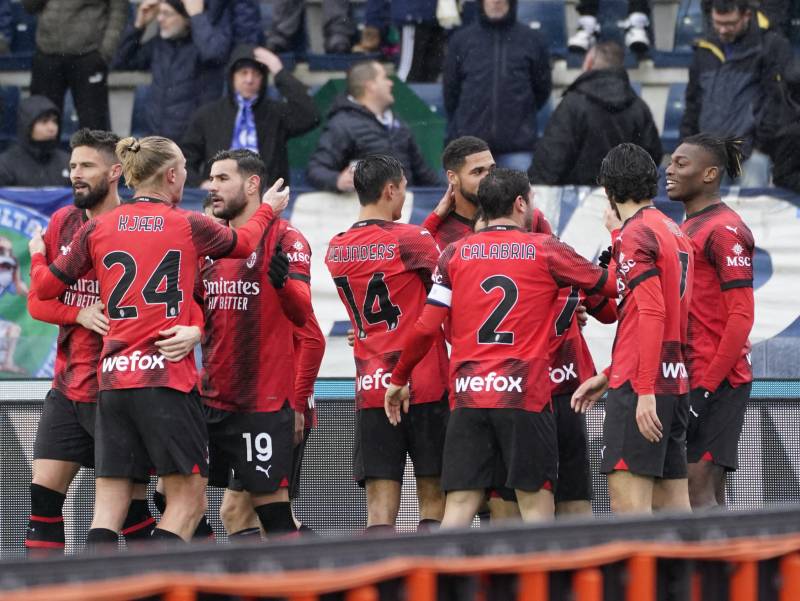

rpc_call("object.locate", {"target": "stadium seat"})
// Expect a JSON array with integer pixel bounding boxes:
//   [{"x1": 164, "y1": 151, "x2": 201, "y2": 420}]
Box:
[
  {"x1": 130, "y1": 85, "x2": 151, "y2": 138},
  {"x1": 517, "y1": 0, "x2": 567, "y2": 57},
  {"x1": 661, "y1": 82, "x2": 687, "y2": 154},
  {"x1": 408, "y1": 83, "x2": 445, "y2": 116},
  {"x1": 9, "y1": 1, "x2": 35, "y2": 55},
  {"x1": 0, "y1": 85, "x2": 19, "y2": 152},
  {"x1": 673, "y1": 0, "x2": 705, "y2": 52}
]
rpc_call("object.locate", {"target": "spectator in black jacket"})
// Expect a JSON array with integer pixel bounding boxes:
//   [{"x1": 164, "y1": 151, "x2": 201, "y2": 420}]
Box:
[
  {"x1": 443, "y1": 0, "x2": 551, "y2": 171},
  {"x1": 307, "y1": 60, "x2": 440, "y2": 192},
  {"x1": 114, "y1": 0, "x2": 233, "y2": 143},
  {"x1": 529, "y1": 41, "x2": 661, "y2": 186},
  {"x1": 681, "y1": 0, "x2": 791, "y2": 186},
  {"x1": 0, "y1": 95, "x2": 69, "y2": 187},
  {"x1": 763, "y1": 57, "x2": 800, "y2": 193},
  {"x1": 182, "y1": 44, "x2": 319, "y2": 187}
]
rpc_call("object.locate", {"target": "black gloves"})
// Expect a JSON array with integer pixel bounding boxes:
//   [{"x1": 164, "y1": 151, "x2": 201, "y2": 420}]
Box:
[
  {"x1": 268, "y1": 244, "x2": 289, "y2": 289},
  {"x1": 598, "y1": 246, "x2": 613, "y2": 268}
]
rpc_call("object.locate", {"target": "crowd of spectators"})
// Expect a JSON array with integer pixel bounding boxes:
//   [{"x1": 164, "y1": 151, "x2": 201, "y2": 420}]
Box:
[{"x1": 0, "y1": 0, "x2": 797, "y2": 192}]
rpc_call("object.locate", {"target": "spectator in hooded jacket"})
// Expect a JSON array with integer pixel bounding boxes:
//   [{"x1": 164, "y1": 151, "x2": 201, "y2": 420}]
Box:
[
  {"x1": 681, "y1": 0, "x2": 791, "y2": 187},
  {"x1": 182, "y1": 44, "x2": 319, "y2": 187},
  {"x1": 22, "y1": 0, "x2": 128, "y2": 130},
  {"x1": 307, "y1": 60, "x2": 439, "y2": 192},
  {"x1": 443, "y1": 0, "x2": 551, "y2": 171},
  {"x1": 114, "y1": 0, "x2": 232, "y2": 143},
  {"x1": 762, "y1": 57, "x2": 800, "y2": 193},
  {"x1": 0, "y1": 95, "x2": 70, "y2": 187},
  {"x1": 529, "y1": 41, "x2": 662, "y2": 186}
]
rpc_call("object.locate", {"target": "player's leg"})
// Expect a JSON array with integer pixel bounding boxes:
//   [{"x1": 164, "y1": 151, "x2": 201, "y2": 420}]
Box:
[
  {"x1": 157, "y1": 473, "x2": 208, "y2": 541},
  {"x1": 607, "y1": 471, "x2": 654, "y2": 514},
  {"x1": 439, "y1": 408, "x2": 497, "y2": 529},
  {"x1": 87, "y1": 477, "x2": 134, "y2": 547},
  {"x1": 121, "y1": 481, "x2": 157, "y2": 543},
  {"x1": 220, "y1": 488, "x2": 261, "y2": 539},
  {"x1": 516, "y1": 489, "x2": 555, "y2": 522},
  {"x1": 441, "y1": 489, "x2": 485, "y2": 528},
  {"x1": 652, "y1": 478, "x2": 690, "y2": 511},
  {"x1": 488, "y1": 495, "x2": 521, "y2": 522},
  {"x1": 407, "y1": 396, "x2": 449, "y2": 529},
  {"x1": 289, "y1": 427, "x2": 315, "y2": 534},
  {"x1": 28, "y1": 390, "x2": 94, "y2": 554},
  {"x1": 553, "y1": 393, "x2": 593, "y2": 517}
]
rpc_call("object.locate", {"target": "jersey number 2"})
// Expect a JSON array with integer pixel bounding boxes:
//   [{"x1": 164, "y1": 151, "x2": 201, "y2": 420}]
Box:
[
  {"x1": 103, "y1": 250, "x2": 184, "y2": 319},
  {"x1": 333, "y1": 273, "x2": 401, "y2": 339},
  {"x1": 478, "y1": 275, "x2": 518, "y2": 345}
]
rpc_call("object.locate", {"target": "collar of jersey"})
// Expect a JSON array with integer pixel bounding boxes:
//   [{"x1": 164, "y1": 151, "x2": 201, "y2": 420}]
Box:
[
  {"x1": 482, "y1": 224, "x2": 523, "y2": 232},
  {"x1": 351, "y1": 218, "x2": 387, "y2": 228},
  {"x1": 685, "y1": 201, "x2": 724, "y2": 221},
  {"x1": 122, "y1": 196, "x2": 170, "y2": 205},
  {"x1": 450, "y1": 211, "x2": 475, "y2": 226},
  {"x1": 620, "y1": 204, "x2": 655, "y2": 231}
]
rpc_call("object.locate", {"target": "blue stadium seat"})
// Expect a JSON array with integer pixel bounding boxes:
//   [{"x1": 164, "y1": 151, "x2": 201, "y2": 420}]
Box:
[
  {"x1": 661, "y1": 82, "x2": 687, "y2": 154},
  {"x1": 673, "y1": 0, "x2": 705, "y2": 52},
  {"x1": 408, "y1": 83, "x2": 445, "y2": 116},
  {"x1": 517, "y1": 0, "x2": 566, "y2": 57},
  {"x1": 9, "y1": 1, "x2": 35, "y2": 55},
  {"x1": 0, "y1": 85, "x2": 19, "y2": 151},
  {"x1": 130, "y1": 85, "x2": 151, "y2": 138},
  {"x1": 60, "y1": 91, "x2": 79, "y2": 146}
]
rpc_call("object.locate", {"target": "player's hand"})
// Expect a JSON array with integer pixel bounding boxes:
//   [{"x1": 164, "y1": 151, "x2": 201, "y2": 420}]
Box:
[
  {"x1": 598, "y1": 245, "x2": 613, "y2": 268},
  {"x1": 253, "y1": 46, "x2": 283, "y2": 74},
  {"x1": 571, "y1": 373, "x2": 608, "y2": 413},
  {"x1": 603, "y1": 207, "x2": 622, "y2": 234},
  {"x1": 384, "y1": 383, "x2": 410, "y2": 426},
  {"x1": 268, "y1": 244, "x2": 289, "y2": 289},
  {"x1": 346, "y1": 328, "x2": 355, "y2": 347},
  {"x1": 181, "y1": 0, "x2": 204, "y2": 17},
  {"x1": 135, "y1": 0, "x2": 159, "y2": 28},
  {"x1": 155, "y1": 325, "x2": 201, "y2": 362},
  {"x1": 262, "y1": 178, "x2": 290, "y2": 213},
  {"x1": 433, "y1": 183, "x2": 455, "y2": 218},
  {"x1": 336, "y1": 165, "x2": 355, "y2": 192},
  {"x1": 635, "y1": 394, "x2": 663, "y2": 443},
  {"x1": 28, "y1": 226, "x2": 45, "y2": 256},
  {"x1": 576, "y1": 304, "x2": 588, "y2": 328},
  {"x1": 293, "y1": 411, "x2": 305, "y2": 446},
  {"x1": 77, "y1": 301, "x2": 109, "y2": 336}
]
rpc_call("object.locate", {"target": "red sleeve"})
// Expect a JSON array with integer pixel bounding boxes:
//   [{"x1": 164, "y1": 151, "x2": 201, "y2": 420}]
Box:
[
  {"x1": 543, "y1": 236, "x2": 614, "y2": 297},
  {"x1": 398, "y1": 226, "x2": 441, "y2": 291},
  {"x1": 617, "y1": 222, "x2": 660, "y2": 292},
  {"x1": 705, "y1": 222, "x2": 754, "y2": 290},
  {"x1": 390, "y1": 303, "x2": 448, "y2": 386},
  {"x1": 34, "y1": 219, "x2": 96, "y2": 299},
  {"x1": 531, "y1": 208, "x2": 553, "y2": 235},
  {"x1": 27, "y1": 289, "x2": 80, "y2": 325},
  {"x1": 188, "y1": 205, "x2": 276, "y2": 260},
  {"x1": 293, "y1": 311, "x2": 326, "y2": 413},
  {"x1": 585, "y1": 294, "x2": 617, "y2": 324},
  {"x1": 421, "y1": 212, "x2": 443, "y2": 238},
  {"x1": 277, "y1": 279, "x2": 311, "y2": 327},
  {"x1": 632, "y1": 276, "x2": 665, "y2": 395},
  {"x1": 699, "y1": 286, "x2": 754, "y2": 391}
]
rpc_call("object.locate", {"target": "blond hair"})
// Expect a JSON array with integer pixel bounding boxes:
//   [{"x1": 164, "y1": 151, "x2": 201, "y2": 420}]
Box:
[{"x1": 116, "y1": 136, "x2": 182, "y2": 189}]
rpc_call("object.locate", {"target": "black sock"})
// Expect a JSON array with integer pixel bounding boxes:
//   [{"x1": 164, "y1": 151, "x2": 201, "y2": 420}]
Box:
[
  {"x1": 365, "y1": 524, "x2": 394, "y2": 535},
  {"x1": 417, "y1": 519, "x2": 440, "y2": 532},
  {"x1": 299, "y1": 523, "x2": 317, "y2": 536},
  {"x1": 193, "y1": 515, "x2": 214, "y2": 540},
  {"x1": 229, "y1": 527, "x2": 261, "y2": 540},
  {"x1": 121, "y1": 499, "x2": 156, "y2": 542},
  {"x1": 254, "y1": 502, "x2": 296, "y2": 535},
  {"x1": 26, "y1": 484, "x2": 66, "y2": 555},
  {"x1": 85, "y1": 528, "x2": 118, "y2": 552},
  {"x1": 151, "y1": 528, "x2": 185, "y2": 543},
  {"x1": 152, "y1": 491, "x2": 167, "y2": 515}
]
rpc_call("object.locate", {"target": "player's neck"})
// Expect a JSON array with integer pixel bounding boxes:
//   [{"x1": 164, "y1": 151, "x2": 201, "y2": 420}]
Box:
[
  {"x1": 683, "y1": 193, "x2": 721, "y2": 217},
  {"x1": 454, "y1": 195, "x2": 478, "y2": 220},
  {"x1": 86, "y1": 191, "x2": 121, "y2": 219},
  {"x1": 618, "y1": 200, "x2": 653, "y2": 223},
  {"x1": 486, "y1": 217, "x2": 521, "y2": 229},
  {"x1": 358, "y1": 204, "x2": 393, "y2": 222},
  {"x1": 229, "y1": 198, "x2": 260, "y2": 229}
]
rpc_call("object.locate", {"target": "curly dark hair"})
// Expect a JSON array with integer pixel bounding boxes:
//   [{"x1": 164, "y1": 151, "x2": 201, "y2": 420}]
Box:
[
  {"x1": 681, "y1": 133, "x2": 743, "y2": 181},
  {"x1": 477, "y1": 168, "x2": 530, "y2": 220},
  {"x1": 597, "y1": 143, "x2": 659, "y2": 203},
  {"x1": 442, "y1": 136, "x2": 490, "y2": 172}
]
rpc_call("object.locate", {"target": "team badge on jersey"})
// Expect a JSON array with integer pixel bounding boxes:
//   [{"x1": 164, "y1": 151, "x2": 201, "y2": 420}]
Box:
[{"x1": 246, "y1": 251, "x2": 257, "y2": 269}]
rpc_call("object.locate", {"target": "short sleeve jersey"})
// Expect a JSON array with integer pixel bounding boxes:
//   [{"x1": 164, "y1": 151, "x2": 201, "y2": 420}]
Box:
[
  {"x1": 325, "y1": 220, "x2": 448, "y2": 411},
  {"x1": 429, "y1": 225, "x2": 609, "y2": 412},
  {"x1": 42, "y1": 206, "x2": 102, "y2": 403},
  {"x1": 609, "y1": 206, "x2": 693, "y2": 395},
  {"x1": 199, "y1": 219, "x2": 311, "y2": 413},
  {"x1": 47, "y1": 197, "x2": 242, "y2": 392},
  {"x1": 681, "y1": 202, "x2": 753, "y2": 387}
]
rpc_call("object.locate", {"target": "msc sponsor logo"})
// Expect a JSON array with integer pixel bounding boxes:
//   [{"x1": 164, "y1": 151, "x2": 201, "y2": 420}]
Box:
[
  {"x1": 727, "y1": 243, "x2": 751, "y2": 267},
  {"x1": 286, "y1": 250, "x2": 310, "y2": 264},
  {"x1": 617, "y1": 251, "x2": 636, "y2": 275},
  {"x1": 455, "y1": 372, "x2": 523, "y2": 394},
  {"x1": 356, "y1": 367, "x2": 392, "y2": 391},
  {"x1": 661, "y1": 361, "x2": 688, "y2": 379},
  {"x1": 101, "y1": 351, "x2": 166, "y2": 373},
  {"x1": 549, "y1": 363, "x2": 577, "y2": 384}
]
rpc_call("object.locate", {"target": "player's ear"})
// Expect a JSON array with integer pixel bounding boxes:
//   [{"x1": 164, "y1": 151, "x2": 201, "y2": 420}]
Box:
[
  {"x1": 703, "y1": 165, "x2": 718, "y2": 184},
  {"x1": 109, "y1": 163, "x2": 123, "y2": 183},
  {"x1": 247, "y1": 174, "x2": 260, "y2": 196},
  {"x1": 446, "y1": 170, "x2": 457, "y2": 187}
]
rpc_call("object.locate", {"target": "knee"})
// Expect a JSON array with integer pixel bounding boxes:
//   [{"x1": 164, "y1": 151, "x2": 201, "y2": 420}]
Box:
[{"x1": 220, "y1": 495, "x2": 249, "y2": 529}]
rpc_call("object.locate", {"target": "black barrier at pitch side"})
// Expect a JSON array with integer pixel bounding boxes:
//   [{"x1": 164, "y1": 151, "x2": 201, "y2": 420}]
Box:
[{"x1": 1, "y1": 379, "x2": 800, "y2": 557}]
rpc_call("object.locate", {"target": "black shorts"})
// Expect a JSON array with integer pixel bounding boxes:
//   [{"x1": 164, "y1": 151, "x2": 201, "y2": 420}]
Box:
[
  {"x1": 353, "y1": 396, "x2": 448, "y2": 486},
  {"x1": 33, "y1": 389, "x2": 96, "y2": 468},
  {"x1": 442, "y1": 407, "x2": 557, "y2": 494},
  {"x1": 289, "y1": 428, "x2": 311, "y2": 500},
  {"x1": 205, "y1": 404, "x2": 293, "y2": 495},
  {"x1": 687, "y1": 381, "x2": 750, "y2": 471},
  {"x1": 601, "y1": 382, "x2": 688, "y2": 479},
  {"x1": 96, "y1": 387, "x2": 208, "y2": 479},
  {"x1": 553, "y1": 393, "x2": 591, "y2": 502}
]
